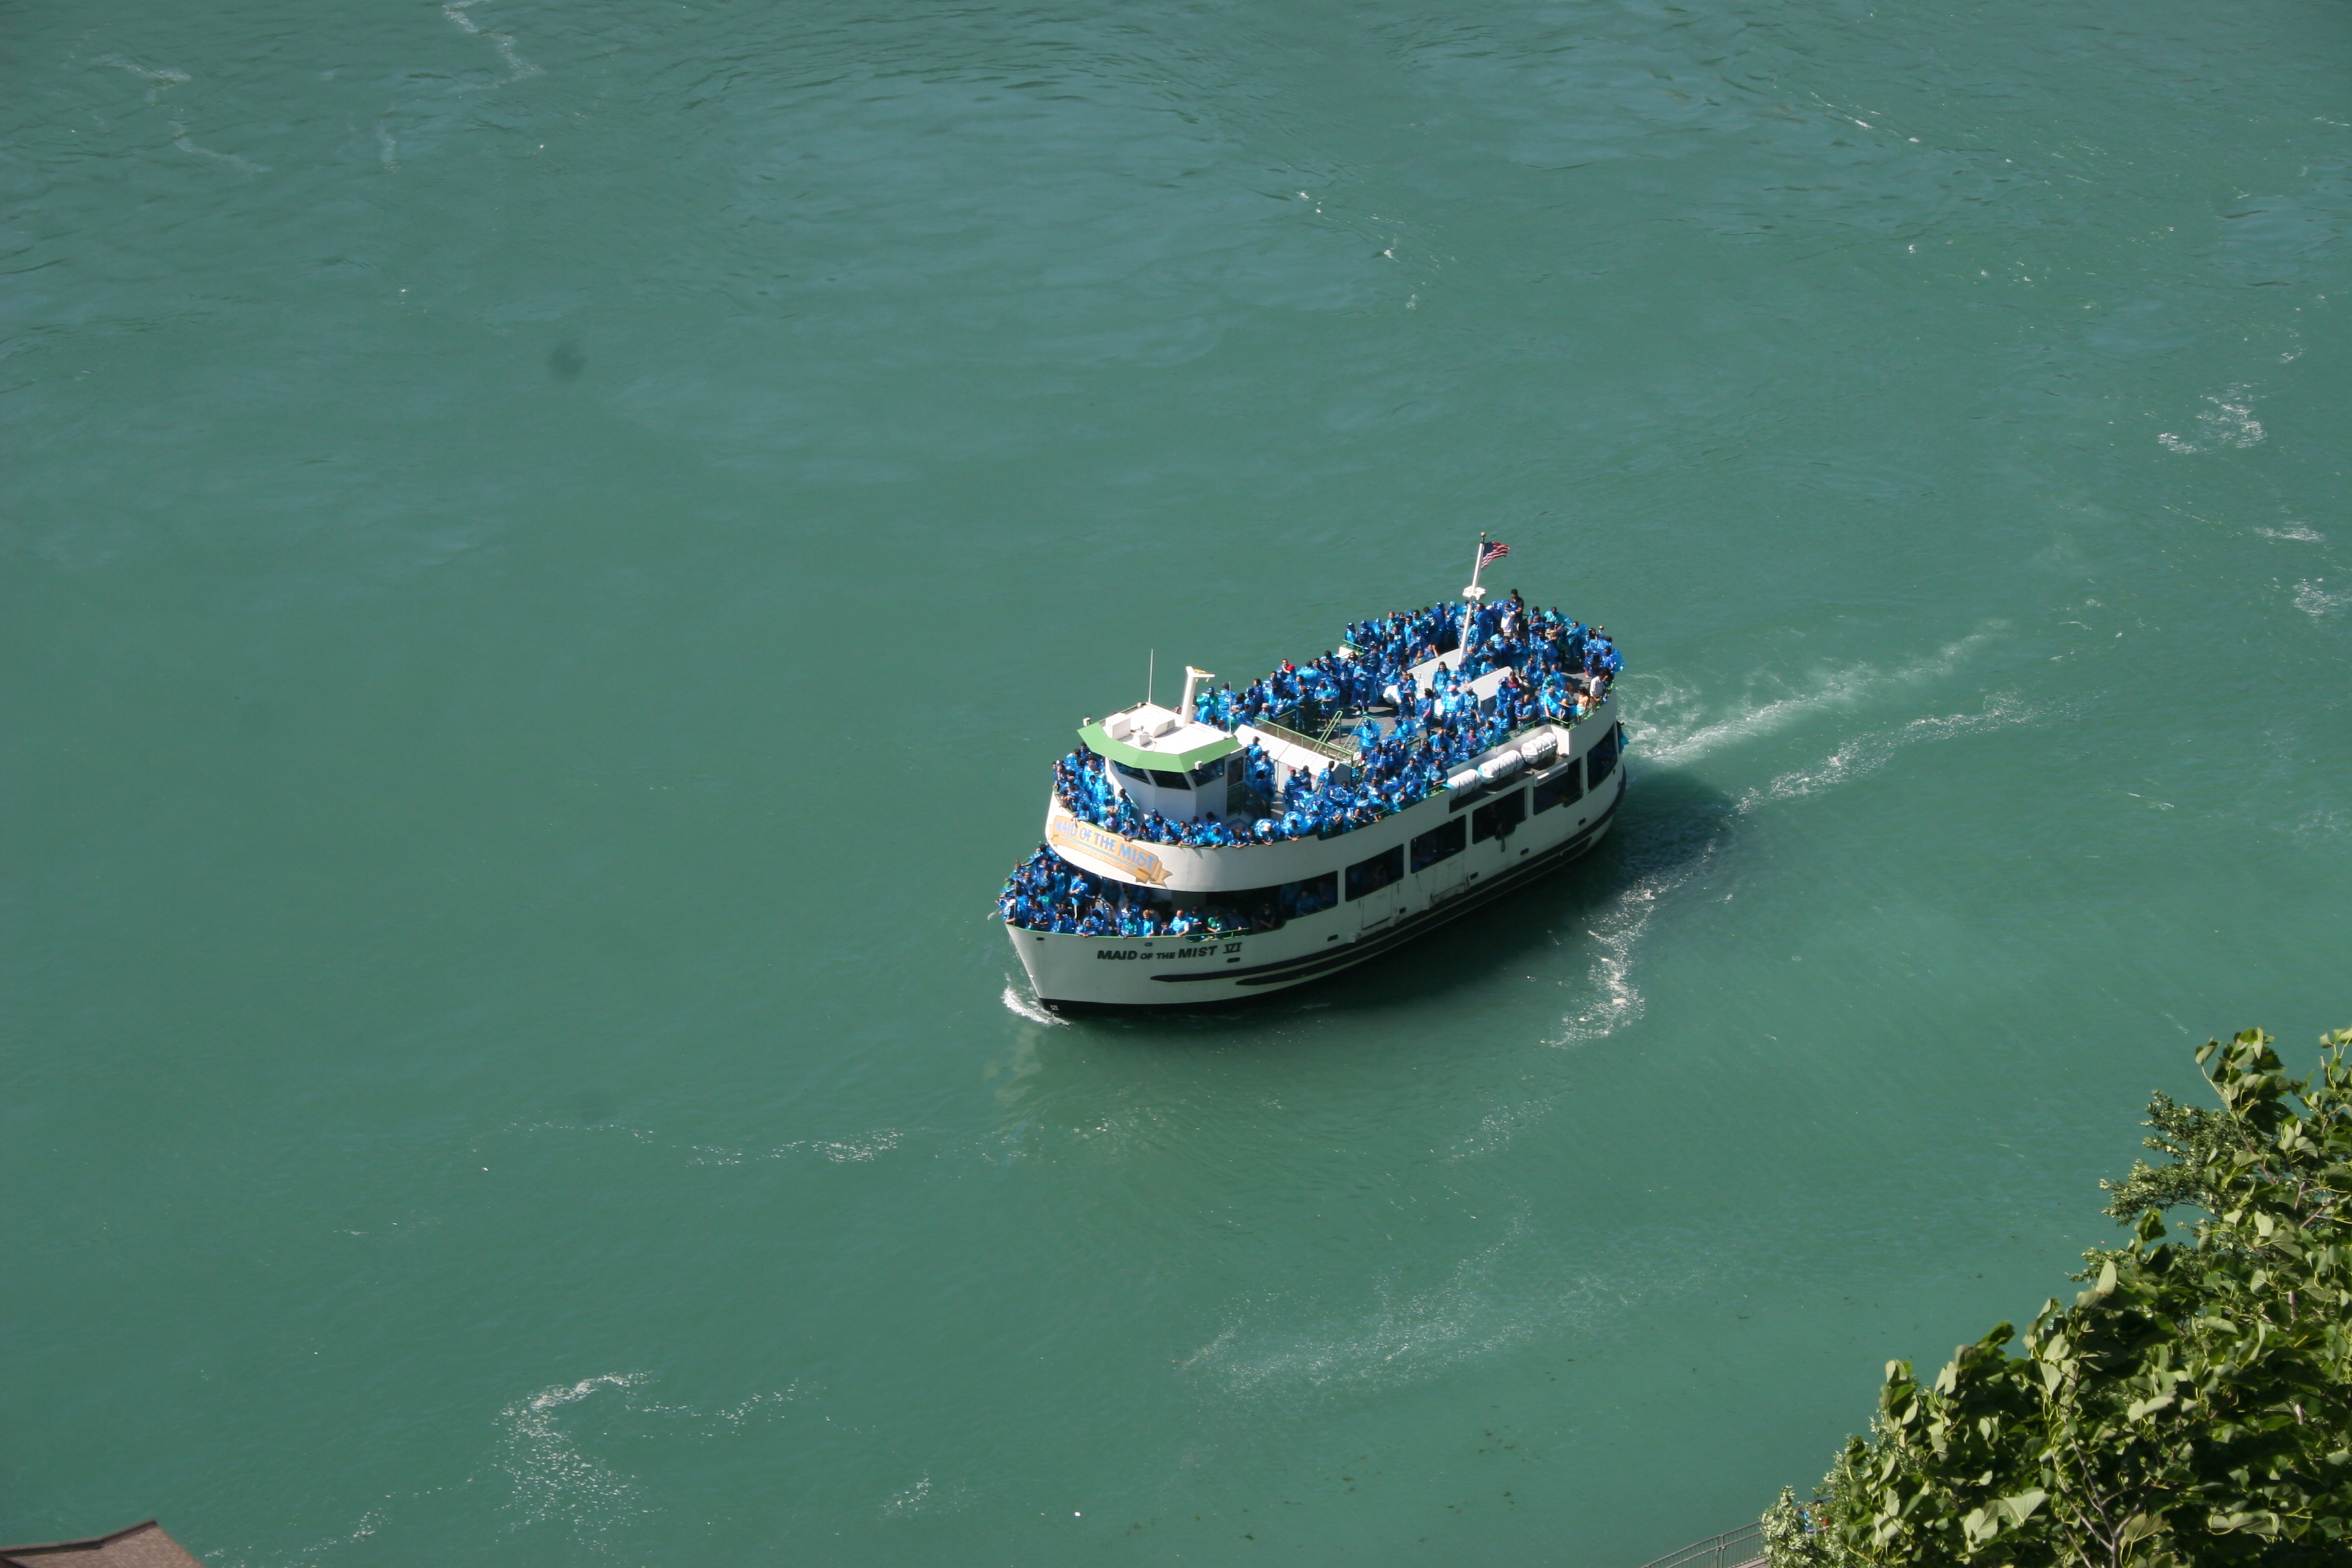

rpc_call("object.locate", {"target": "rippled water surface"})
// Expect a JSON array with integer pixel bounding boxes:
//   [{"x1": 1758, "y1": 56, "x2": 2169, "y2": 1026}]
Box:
[{"x1": 6, "y1": 1, "x2": 2350, "y2": 1563}]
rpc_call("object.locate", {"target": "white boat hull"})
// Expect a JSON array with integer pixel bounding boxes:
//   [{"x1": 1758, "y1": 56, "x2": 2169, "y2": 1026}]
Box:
[{"x1": 1007, "y1": 755, "x2": 1626, "y2": 1011}]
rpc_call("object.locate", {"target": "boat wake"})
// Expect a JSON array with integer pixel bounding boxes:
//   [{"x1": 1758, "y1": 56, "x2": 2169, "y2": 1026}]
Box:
[
  {"x1": 1178, "y1": 1223, "x2": 1533, "y2": 1402},
  {"x1": 1636, "y1": 628, "x2": 2001, "y2": 767},
  {"x1": 1545, "y1": 635, "x2": 2039, "y2": 1048},
  {"x1": 495, "y1": 1373, "x2": 648, "y2": 1533},
  {"x1": 999, "y1": 981, "x2": 1067, "y2": 1026},
  {"x1": 1178, "y1": 1216, "x2": 1715, "y2": 1406},
  {"x1": 1736, "y1": 689, "x2": 2041, "y2": 809}
]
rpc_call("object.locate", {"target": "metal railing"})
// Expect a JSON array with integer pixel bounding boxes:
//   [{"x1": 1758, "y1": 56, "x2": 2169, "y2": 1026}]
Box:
[
  {"x1": 1251, "y1": 714, "x2": 1357, "y2": 763},
  {"x1": 1240, "y1": 687, "x2": 1613, "y2": 775},
  {"x1": 1632, "y1": 1522, "x2": 1765, "y2": 1568}
]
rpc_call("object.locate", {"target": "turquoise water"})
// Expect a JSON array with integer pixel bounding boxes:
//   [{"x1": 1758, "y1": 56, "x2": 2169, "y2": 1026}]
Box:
[{"x1": 5, "y1": 0, "x2": 2349, "y2": 1563}]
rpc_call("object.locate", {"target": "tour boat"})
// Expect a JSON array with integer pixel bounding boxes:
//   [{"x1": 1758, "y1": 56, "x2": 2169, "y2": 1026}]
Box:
[{"x1": 1001, "y1": 545, "x2": 1627, "y2": 1010}]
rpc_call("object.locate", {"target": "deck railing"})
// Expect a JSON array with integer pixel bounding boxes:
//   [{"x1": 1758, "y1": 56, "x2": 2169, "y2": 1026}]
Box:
[
  {"x1": 1632, "y1": 1522, "x2": 1765, "y2": 1568},
  {"x1": 1250, "y1": 714, "x2": 1357, "y2": 763}
]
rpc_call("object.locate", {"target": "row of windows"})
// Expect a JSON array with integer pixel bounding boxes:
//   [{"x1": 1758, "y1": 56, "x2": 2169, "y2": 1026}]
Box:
[
  {"x1": 1353, "y1": 789, "x2": 1522, "y2": 897},
  {"x1": 1108, "y1": 868, "x2": 1337, "y2": 927},
  {"x1": 1098, "y1": 729, "x2": 1627, "y2": 916},
  {"x1": 1347, "y1": 724, "x2": 1624, "y2": 897}
]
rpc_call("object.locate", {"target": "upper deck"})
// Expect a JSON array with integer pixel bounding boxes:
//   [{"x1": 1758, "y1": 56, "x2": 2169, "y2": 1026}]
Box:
[
  {"x1": 1021, "y1": 593, "x2": 1620, "y2": 893},
  {"x1": 1044, "y1": 697, "x2": 1613, "y2": 894}
]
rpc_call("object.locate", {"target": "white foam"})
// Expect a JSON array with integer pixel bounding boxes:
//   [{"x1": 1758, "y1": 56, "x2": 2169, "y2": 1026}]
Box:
[
  {"x1": 495, "y1": 1373, "x2": 646, "y2": 1532},
  {"x1": 92, "y1": 57, "x2": 264, "y2": 171},
  {"x1": 2292, "y1": 579, "x2": 2349, "y2": 616},
  {"x1": 1544, "y1": 822, "x2": 1740, "y2": 1048},
  {"x1": 93, "y1": 56, "x2": 189, "y2": 103},
  {"x1": 1637, "y1": 629, "x2": 1998, "y2": 767},
  {"x1": 2159, "y1": 386, "x2": 2265, "y2": 452},
  {"x1": 1449, "y1": 1099, "x2": 1551, "y2": 1159},
  {"x1": 444, "y1": 2, "x2": 544, "y2": 85},
  {"x1": 691, "y1": 1128, "x2": 906, "y2": 1166},
  {"x1": 169, "y1": 124, "x2": 266, "y2": 173},
  {"x1": 881, "y1": 1476, "x2": 932, "y2": 1518},
  {"x1": 292, "y1": 1507, "x2": 384, "y2": 1561},
  {"x1": 1179, "y1": 1219, "x2": 1714, "y2": 1406},
  {"x1": 1000, "y1": 982, "x2": 1065, "y2": 1026},
  {"x1": 1181, "y1": 1224, "x2": 1531, "y2": 1400},
  {"x1": 506, "y1": 1116, "x2": 906, "y2": 1168},
  {"x1": 879, "y1": 1474, "x2": 973, "y2": 1518},
  {"x1": 714, "y1": 1385, "x2": 803, "y2": 1428},
  {"x1": 1737, "y1": 691, "x2": 2039, "y2": 808},
  {"x1": 1549, "y1": 636, "x2": 2030, "y2": 1047}
]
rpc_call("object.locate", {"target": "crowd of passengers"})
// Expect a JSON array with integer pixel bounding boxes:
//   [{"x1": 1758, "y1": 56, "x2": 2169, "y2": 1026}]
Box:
[
  {"x1": 995, "y1": 846, "x2": 1298, "y2": 936},
  {"x1": 1004, "y1": 597, "x2": 1622, "y2": 934},
  {"x1": 1048, "y1": 593, "x2": 1620, "y2": 849},
  {"x1": 1199, "y1": 595, "x2": 1620, "y2": 736}
]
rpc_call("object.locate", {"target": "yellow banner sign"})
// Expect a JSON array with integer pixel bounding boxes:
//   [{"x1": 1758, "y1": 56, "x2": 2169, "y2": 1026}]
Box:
[{"x1": 1049, "y1": 816, "x2": 1171, "y2": 885}]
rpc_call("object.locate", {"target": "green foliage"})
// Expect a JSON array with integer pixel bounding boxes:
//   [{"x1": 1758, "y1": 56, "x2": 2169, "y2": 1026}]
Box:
[{"x1": 1765, "y1": 1027, "x2": 2352, "y2": 1568}]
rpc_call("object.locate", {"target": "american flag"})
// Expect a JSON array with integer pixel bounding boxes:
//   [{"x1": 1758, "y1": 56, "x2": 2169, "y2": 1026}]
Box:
[{"x1": 1478, "y1": 540, "x2": 1510, "y2": 569}]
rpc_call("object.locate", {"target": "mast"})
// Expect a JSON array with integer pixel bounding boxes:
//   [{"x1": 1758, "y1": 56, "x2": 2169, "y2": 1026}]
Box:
[
  {"x1": 1180, "y1": 666, "x2": 1214, "y2": 720},
  {"x1": 1461, "y1": 531, "x2": 1490, "y2": 668}
]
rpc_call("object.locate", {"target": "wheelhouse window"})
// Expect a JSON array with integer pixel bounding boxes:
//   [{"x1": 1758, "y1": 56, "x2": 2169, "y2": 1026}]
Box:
[
  {"x1": 1186, "y1": 756, "x2": 1232, "y2": 789},
  {"x1": 1345, "y1": 846, "x2": 1404, "y2": 901},
  {"x1": 1585, "y1": 724, "x2": 1621, "y2": 787},
  {"x1": 1471, "y1": 789, "x2": 1527, "y2": 843},
  {"x1": 1532, "y1": 760, "x2": 1583, "y2": 815},
  {"x1": 1112, "y1": 761, "x2": 1152, "y2": 783},
  {"x1": 1412, "y1": 818, "x2": 1467, "y2": 870},
  {"x1": 1149, "y1": 768, "x2": 1189, "y2": 789}
]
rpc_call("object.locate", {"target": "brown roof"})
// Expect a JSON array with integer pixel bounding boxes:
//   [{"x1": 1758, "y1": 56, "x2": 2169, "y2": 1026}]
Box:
[{"x1": 0, "y1": 1522, "x2": 205, "y2": 1568}]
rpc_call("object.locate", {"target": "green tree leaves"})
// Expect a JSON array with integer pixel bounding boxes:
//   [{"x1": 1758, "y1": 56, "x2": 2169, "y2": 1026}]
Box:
[{"x1": 1766, "y1": 1026, "x2": 2352, "y2": 1568}]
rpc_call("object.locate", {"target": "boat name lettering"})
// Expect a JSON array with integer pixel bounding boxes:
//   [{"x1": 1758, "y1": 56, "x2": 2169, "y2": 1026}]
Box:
[
  {"x1": 1097, "y1": 944, "x2": 1238, "y2": 963},
  {"x1": 1049, "y1": 818, "x2": 1171, "y2": 885}
]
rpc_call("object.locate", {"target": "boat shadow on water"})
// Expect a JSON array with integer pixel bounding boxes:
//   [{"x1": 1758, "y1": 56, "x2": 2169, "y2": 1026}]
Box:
[{"x1": 1056, "y1": 765, "x2": 1739, "y2": 1038}]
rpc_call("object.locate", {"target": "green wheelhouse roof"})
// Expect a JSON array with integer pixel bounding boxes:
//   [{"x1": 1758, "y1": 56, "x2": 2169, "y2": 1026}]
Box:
[{"x1": 1078, "y1": 721, "x2": 1240, "y2": 773}]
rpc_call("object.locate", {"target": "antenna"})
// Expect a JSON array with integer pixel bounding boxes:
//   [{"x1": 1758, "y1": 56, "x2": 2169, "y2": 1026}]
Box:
[{"x1": 1146, "y1": 648, "x2": 1155, "y2": 707}]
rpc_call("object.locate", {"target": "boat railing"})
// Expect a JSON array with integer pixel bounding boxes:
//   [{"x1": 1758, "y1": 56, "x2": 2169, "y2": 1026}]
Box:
[
  {"x1": 1252, "y1": 713, "x2": 1357, "y2": 763},
  {"x1": 1630, "y1": 1522, "x2": 1765, "y2": 1568}
]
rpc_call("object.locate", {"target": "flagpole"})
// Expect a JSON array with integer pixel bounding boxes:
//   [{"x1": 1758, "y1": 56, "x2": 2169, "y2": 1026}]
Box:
[{"x1": 1461, "y1": 532, "x2": 1490, "y2": 671}]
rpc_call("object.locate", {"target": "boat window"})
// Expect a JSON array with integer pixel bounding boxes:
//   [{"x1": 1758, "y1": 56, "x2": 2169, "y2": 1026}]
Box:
[
  {"x1": 1112, "y1": 761, "x2": 1152, "y2": 783},
  {"x1": 1345, "y1": 846, "x2": 1404, "y2": 901},
  {"x1": 1532, "y1": 760, "x2": 1583, "y2": 815},
  {"x1": 1412, "y1": 819, "x2": 1466, "y2": 870},
  {"x1": 1199, "y1": 883, "x2": 1287, "y2": 932},
  {"x1": 1149, "y1": 769, "x2": 1189, "y2": 789},
  {"x1": 1281, "y1": 871, "x2": 1338, "y2": 918},
  {"x1": 1471, "y1": 789, "x2": 1527, "y2": 843},
  {"x1": 1585, "y1": 724, "x2": 1620, "y2": 787},
  {"x1": 1187, "y1": 756, "x2": 1232, "y2": 789}
]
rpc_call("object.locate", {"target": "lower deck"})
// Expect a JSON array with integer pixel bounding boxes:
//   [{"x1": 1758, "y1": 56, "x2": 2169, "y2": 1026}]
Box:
[{"x1": 1010, "y1": 748, "x2": 1626, "y2": 1008}]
